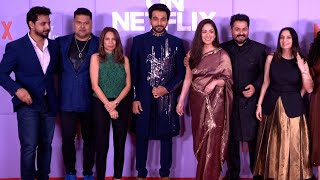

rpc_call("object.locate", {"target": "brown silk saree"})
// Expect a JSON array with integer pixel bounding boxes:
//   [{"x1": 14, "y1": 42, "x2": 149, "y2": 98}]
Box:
[{"x1": 189, "y1": 49, "x2": 233, "y2": 180}]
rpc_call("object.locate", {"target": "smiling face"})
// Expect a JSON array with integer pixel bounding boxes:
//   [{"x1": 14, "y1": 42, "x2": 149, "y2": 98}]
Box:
[
  {"x1": 103, "y1": 31, "x2": 116, "y2": 53},
  {"x1": 231, "y1": 20, "x2": 249, "y2": 45},
  {"x1": 279, "y1": 30, "x2": 293, "y2": 50},
  {"x1": 150, "y1": 10, "x2": 168, "y2": 34},
  {"x1": 201, "y1": 23, "x2": 216, "y2": 46}
]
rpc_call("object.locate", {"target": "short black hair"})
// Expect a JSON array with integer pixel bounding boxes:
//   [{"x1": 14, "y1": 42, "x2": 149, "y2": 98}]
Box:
[
  {"x1": 230, "y1": 14, "x2": 250, "y2": 27},
  {"x1": 26, "y1": 6, "x2": 51, "y2": 29},
  {"x1": 74, "y1": 7, "x2": 92, "y2": 19},
  {"x1": 148, "y1": 3, "x2": 170, "y2": 20}
]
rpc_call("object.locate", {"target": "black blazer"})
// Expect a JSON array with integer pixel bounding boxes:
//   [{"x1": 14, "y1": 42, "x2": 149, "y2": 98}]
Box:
[
  {"x1": 262, "y1": 57, "x2": 305, "y2": 117},
  {"x1": 221, "y1": 39, "x2": 267, "y2": 141}
]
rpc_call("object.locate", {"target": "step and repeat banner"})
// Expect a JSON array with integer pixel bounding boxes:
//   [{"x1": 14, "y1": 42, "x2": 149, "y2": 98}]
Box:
[{"x1": 0, "y1": 0, "x2": 319, "y2": 178}]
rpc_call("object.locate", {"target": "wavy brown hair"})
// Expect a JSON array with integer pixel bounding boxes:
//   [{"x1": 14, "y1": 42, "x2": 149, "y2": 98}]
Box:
[
  {"x1": 189, "y1": 19, "x2": 220, "y2": 69},
  {"x1": 98, "y1": 27, "x2": 124, "y2": 63},
  {"x1": 274, "y1": 27, "x2": 303, "y2": 61},
  {"x1": 308, "y1": 31, "x2": 320, "y2": 67}
]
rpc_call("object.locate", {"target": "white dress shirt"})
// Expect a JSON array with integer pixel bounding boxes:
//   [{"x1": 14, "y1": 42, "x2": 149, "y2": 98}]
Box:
[{"x1": 28, "y1": 33, "x2": 50, "y2": 74}]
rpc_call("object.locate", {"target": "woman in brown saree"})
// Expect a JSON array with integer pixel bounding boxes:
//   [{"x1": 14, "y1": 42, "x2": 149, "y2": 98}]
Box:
[{"x1": 176, "y1": 19, "x2": 233, "y2": 180}]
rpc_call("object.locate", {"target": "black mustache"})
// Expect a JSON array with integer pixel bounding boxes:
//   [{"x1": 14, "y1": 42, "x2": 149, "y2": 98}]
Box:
[{"x1": 237, "y1": 35, "x2": 245, "y2": 37}]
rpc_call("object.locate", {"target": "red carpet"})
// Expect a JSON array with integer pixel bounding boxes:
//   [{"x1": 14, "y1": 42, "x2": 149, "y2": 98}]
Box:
[{"x1": 0, "y1": 178, "x2": 254, "y2": 180}]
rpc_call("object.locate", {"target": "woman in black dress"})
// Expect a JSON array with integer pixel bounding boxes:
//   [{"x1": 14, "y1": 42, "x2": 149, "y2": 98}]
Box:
[{"x1": 254, "y1": 27, "x2": 314, "y2": 180}]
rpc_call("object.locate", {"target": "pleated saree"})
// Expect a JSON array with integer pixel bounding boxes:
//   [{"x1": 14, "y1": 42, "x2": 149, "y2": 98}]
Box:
[{"x1": 189, "y1": 49, "x2": 233, "y2": 180}]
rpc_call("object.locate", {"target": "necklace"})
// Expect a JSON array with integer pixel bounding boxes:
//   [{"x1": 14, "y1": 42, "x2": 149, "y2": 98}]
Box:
[{"x1": 75, "y1": 36, "x2": 90, "y2": 58}]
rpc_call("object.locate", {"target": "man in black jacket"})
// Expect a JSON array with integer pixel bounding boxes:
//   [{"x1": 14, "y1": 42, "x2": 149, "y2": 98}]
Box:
[
  {"x1": 56, "y1": 8, "x2": 98, "y2": 180},
  {"x1": 221, "y1": 14, "x2": 267, "y2": 180}
]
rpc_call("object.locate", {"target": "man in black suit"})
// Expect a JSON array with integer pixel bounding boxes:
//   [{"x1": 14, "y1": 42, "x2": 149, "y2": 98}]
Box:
[{"x1": 221, "y1": 14, "x2": 267, "y2": 180}]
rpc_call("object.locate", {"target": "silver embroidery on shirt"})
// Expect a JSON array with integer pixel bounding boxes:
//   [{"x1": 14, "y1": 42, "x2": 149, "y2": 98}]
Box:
[
  {"x1": 146, "y1": 39, "x2": 174, "y2": 87},
  {"x1": 133, "y1": 86, "x2": 137, "y2": 99},
  {"x1": 145, "y1": 38, "x2": 179, "y2": 126}
]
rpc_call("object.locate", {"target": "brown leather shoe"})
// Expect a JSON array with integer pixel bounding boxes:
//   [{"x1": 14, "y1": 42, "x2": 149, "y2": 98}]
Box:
[{"x1": 161, "y1": 177, "x2": 170, "y2": 180}]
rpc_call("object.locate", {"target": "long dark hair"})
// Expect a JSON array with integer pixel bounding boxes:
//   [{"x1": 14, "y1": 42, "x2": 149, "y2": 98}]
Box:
[
  {"x1": 274, "y1": 27, "x2": 302, "y2": 60},
  {"x1": 308, "y1": 31, "x2": 320, "y2": 67},
  {"x1": 189, "y1": 19, "x2": 220, "y2": 69},
  {"x1": 98, "y1": 27, "x2": 124, "y2": 63}
]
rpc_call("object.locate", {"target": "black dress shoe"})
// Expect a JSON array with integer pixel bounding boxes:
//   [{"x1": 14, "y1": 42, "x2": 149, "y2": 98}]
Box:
[{"x1": 253, "y1": 175, "x2": 263, "y2": 180}]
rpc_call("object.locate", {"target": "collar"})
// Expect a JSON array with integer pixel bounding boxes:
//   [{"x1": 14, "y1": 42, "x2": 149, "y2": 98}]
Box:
[
  {"x1": 150, "y1": 29, "x2": 167, "y2": 37},
  {"x1": 28, "y1": 32, "x2": 48, "y2": 49},
  {"x1": 74, "y1": 33, "x2": 93, "y2": 41},
  {"x1": 233, "y1": 38, "x2": 251, "y2": 47},
  {"x1": 106, "y1": 53, "x2": 113, "y2": 59}
]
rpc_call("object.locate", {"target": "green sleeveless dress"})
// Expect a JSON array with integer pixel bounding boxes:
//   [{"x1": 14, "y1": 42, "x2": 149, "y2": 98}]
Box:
[{"x1": 93, "y1": 53, "x2": 126, "y2": 98}]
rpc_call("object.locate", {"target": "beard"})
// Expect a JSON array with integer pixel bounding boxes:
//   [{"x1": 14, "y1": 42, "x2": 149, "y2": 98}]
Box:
[
  {"x1": 35, "y1": 29, "x2": 50, "y2": 38},
  {"x1": 234, "y1": 35, "x2": 248, "y2": 45},
  {"x1": 152, "y1": 26, "x2": 166, "y2": 34}
]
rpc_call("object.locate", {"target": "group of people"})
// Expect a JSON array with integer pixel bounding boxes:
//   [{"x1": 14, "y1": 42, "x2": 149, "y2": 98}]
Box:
[{"x1": 0, "y1": 3, "x2": 320, "y2": 180}]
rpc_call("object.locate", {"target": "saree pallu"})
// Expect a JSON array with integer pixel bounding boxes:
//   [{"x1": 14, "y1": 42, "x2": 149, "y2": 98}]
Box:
[
  {"x1": 189, "y1": 49, "x2": 233, "y2": 180},
  {"x1": 254, "y1": 98, "x2": 312, "y2": 180}
]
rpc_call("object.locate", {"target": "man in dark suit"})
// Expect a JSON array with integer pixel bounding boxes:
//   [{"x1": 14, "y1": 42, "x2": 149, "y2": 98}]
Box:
[
  {"x1": 0, "y1": 6, "x2": 58, "y2": 180},
  {"x1": 221, "y1": 14, "x2": 266, "y2": 180},
  {"x1": 56, "y1": 8, "x2": 98, "y2": 180}
]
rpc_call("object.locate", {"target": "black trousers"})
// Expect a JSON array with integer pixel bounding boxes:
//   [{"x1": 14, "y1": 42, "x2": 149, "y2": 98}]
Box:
[
  {"x1": 60, "y1": 111, "x2": 95, "y2": 176},
  {"x1": 228, "y1": 138, "x2": 257, "y2": 180},
  {"x1": 136, "y1": 136, "x2": 172, "y2": 178},
  {"x1": 92, "y1": 97, "x2": 129, "y2": 180}
]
